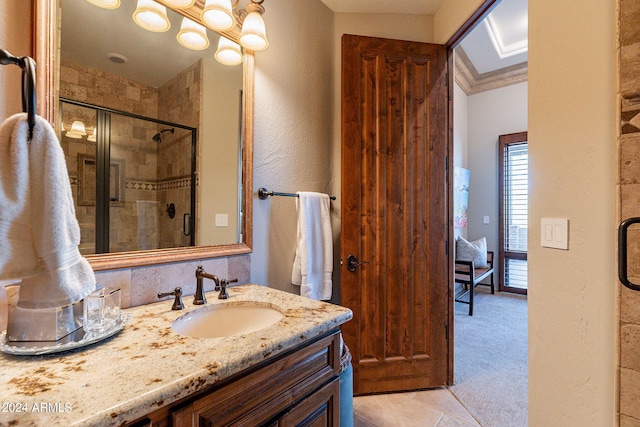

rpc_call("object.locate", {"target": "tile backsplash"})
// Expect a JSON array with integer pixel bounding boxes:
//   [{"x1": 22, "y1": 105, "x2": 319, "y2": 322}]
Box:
[{"x1": 0, "y1": 254, "x2": 250, "y2": 331}]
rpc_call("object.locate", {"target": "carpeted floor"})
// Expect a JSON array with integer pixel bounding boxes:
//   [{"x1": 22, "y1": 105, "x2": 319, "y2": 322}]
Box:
[{"x1": 450, "y1": 288, "x2": 528, "y2": 427}]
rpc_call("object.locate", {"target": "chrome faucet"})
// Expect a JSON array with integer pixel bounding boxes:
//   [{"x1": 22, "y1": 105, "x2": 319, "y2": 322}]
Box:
[{"x1": 194, "y1": 265, "x2": 220, "y2": 305}]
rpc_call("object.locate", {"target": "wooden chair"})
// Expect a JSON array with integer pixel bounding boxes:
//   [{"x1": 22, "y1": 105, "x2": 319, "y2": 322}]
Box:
[{"x1": 454, "y1": 251, "x2": 495, "y2": 316}]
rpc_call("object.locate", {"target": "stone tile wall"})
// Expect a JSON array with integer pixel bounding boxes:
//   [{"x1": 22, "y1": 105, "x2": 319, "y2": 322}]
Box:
[
  {"x1": 59, "y1": 61, "x2": 158, "y2": 118},
  {"x1": 157, "y1": 61, "x2": 201, "y2": 249},
  {"x1": 619, "y1": 0, "x2": 640, "y2": 425},
  {"x1": 58, "y1": 60, "x2": 202, "y2": 252},
  {"x1": 60, "y1": 61, "x2": 162, "y2": 254}
]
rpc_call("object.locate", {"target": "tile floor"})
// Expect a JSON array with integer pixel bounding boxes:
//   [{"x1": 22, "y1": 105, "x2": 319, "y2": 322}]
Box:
[{"x1": 353, "y1": 388, "x2": 480, "y2": 427}]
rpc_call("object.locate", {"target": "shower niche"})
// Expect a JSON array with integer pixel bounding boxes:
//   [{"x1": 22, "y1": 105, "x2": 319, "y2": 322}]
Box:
[{"x1": 59, "y1": 100, "x2": 196, "y2": 255}]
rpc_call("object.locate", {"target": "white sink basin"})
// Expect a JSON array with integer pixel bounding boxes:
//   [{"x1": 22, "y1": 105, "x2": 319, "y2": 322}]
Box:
[{"x1": 172, "y1": 303, "x2": 284, "y2": 338}]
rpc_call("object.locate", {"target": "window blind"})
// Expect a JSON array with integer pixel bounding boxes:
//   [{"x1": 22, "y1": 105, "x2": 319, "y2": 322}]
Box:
[{"x1": 503, "y1": 141, "x2": 528, "y2": 253}]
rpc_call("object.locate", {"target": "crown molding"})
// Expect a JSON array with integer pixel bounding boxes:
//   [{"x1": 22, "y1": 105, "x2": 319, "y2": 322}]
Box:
[{"x1": 454, "y1": 46, "x2": 528, "y2": 95}]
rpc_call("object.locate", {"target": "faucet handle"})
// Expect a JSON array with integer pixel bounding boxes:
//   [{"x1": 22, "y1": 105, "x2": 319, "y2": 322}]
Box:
[
  {"x1": 218, "y1": 278, "x2": 238, "y2": 300},
  {"x1": 158, "y1": 287, "x2": 184, "y2": 310}
]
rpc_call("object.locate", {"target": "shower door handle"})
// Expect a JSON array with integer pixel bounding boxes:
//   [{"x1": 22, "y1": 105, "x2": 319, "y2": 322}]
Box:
[
  {"x1": 618, "y1": 217, "x2": 640, "y2": 291},
  {"x1": 183, "y1": 213, "x2": 191, "y2": 237}
]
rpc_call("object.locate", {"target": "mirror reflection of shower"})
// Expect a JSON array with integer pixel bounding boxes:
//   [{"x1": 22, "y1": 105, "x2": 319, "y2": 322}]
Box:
[
  {"x1": 152, "y1": 128, "x2": 174, "y2": 143},
  {"x1": 59, "y1": 100, "x2": 196, "y2": 255}
]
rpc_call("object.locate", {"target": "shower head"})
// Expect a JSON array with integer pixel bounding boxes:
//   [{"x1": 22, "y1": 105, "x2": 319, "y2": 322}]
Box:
[{"x1": 152, "y1": 128, "x2": 174, "y2": 143}]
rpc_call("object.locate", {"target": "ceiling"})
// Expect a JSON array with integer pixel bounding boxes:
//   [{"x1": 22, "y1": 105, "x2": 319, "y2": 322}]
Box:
[
  {"x1": 320, "y1": 0, "x2": 528, "y2": 74},
  {"x1": 318, "y1": 0, "x2": 446, "y2": 15},
  {"x1": 61, "y1": 0, "x2": 225, "y2": 88},
  {"x1": 61, "y1": 0, "x2": 527, "y2": 88}
]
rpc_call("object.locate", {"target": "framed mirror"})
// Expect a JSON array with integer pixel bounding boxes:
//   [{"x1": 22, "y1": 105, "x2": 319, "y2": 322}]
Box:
[{"x1": 33, "y1": 0, "x2": 253, "y2": 271}]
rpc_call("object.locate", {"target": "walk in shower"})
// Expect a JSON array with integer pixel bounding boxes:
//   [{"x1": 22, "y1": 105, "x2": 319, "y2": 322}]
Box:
[{"x1": 59, "y1": 99, "x2": 196, "y2": 255}]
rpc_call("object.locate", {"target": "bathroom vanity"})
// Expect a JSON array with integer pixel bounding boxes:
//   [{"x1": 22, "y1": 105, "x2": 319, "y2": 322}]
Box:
[{"x1": 0, "y1": 285, "x2": 352, "y2": 426}]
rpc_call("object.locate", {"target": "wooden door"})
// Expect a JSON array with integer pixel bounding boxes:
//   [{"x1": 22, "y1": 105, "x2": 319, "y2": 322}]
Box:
[{"x1": 340, "y1": 34, "x2": 449, "y2": 394}]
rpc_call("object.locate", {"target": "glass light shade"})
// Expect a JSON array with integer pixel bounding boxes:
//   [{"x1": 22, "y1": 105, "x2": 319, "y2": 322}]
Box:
[
  {"x1": 132, "y1": 0, "x2": 170, "y2": 32},
  {"x1": 163, "y1": 0, "x2": 195, "y2": 8},
  {"x1": 239, "y1": 11, "x2": 268, "y2": 51},
  {"x1": 87, "y1": 129, "x2": 97, "y2": 142},
  {"x1": 70, "y1": 120, "x2": 87, "y2": 135},
  {"x1": 202, "y1": 0, "x2": 235, "y2": 31},
  {"x1": 215, "y1": 37, "x2": 243, "y2": 66},
  {"x1": 177, "y1": 18, "x2": 210, "y2": 50},
  {"x1": 85, "y1": 0, "x2": 121, "y2": 9},
  {"x1": 65, "y1": 131, "x2": 83, "y2": 139}
]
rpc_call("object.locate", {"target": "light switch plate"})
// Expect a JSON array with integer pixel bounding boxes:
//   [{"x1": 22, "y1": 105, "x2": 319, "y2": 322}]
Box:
[
  {"x1": 483, "y1": 216, "x2": 490, "y2": 224},
  {"x1": 541, "y1": 218, "x2": 569, "y2": 250},
  {"x1": 215, "y1": 214, "x2": 228, "y2": 227}
]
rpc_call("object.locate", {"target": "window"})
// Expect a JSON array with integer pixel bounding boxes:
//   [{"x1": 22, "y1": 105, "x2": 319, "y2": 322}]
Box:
[{"x1": 499, "y1": 132, "x2": 528, "y2": 294}]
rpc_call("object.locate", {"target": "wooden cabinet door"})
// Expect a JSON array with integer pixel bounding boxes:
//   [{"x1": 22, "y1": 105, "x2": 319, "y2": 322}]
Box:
[
  {"x1": 278, "y1": 378, "x2": 340, "y2": 427},
  {"x1": 341, "y1": 34, "x2": 450, "y2": 394}
]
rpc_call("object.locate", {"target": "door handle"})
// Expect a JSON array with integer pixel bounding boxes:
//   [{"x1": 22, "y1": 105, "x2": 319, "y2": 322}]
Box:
[
  {"x1": 618, "y1": 217, "x2": 640, "y2": 291},
  {"x1": 183, "y1": 213, "x2": 191, "y2": 237},
  {"x1": 346, "y1": 254, "x2": 371, "y2": 272}
]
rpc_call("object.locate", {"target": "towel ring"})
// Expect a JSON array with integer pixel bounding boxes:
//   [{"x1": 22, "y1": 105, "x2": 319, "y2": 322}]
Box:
[{"x1": 0, "y1": 49, "x2": 37, "y2": 140}]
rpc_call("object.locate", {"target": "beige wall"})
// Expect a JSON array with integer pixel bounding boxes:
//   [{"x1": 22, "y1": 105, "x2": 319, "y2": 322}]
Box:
[
  {"x1": 466, "y1": 82, "x2": 527, "y2": 261},
  {"x1": 250, "y1": 0, "x2": 335, "y2": 294},
  {"x1": 0, "y1": 1, "x2": 625, "y2": 424},
  {"x1": 433, "y1": 0, "x2": 485, "y2": 44},
  {"x1": 528, "y1": 0, "x2": 617, "y2": 425},
  {"x1": 0, "y1": 1, "x2": 32, "y2": 121},
  {"x1": 200, "y1": 56, "x2": 243, "y2": 246}
]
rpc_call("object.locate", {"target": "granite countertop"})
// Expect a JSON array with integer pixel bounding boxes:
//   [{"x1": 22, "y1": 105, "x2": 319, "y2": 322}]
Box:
[{"x1": 0, "y1": 284, "x2": 352, "y2": 426}]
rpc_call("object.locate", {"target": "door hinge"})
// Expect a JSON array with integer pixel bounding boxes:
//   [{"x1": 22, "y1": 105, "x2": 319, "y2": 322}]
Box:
[
  {"x1": 445, "y1": 239, "x2": 449, "y2": 255},
  {"x1": 445, "y1": 323, "x2": 449, "y2": 340}
]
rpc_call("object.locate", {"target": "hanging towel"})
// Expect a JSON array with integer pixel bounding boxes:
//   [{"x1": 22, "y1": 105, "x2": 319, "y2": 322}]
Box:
[
  {"x1": 0, "y1": 113, "x2": 96, "y2": 309},
  {"x1": 292, "y1": 192, "x2": 333, "y2": 300}
]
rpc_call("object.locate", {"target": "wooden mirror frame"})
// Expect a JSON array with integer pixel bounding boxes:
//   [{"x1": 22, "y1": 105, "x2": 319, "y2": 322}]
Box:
[{"x1": 32, "y1": 0, "x2": 253, "y2": 271}]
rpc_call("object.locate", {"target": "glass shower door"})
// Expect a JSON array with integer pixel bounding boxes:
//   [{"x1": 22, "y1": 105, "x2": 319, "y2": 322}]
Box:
[
  {"x1": 59, "y1": 102, "x2": 99, "y2": 255},
  {"x1": 59, "y1": 100, "x2": 196, "y2": 254}
]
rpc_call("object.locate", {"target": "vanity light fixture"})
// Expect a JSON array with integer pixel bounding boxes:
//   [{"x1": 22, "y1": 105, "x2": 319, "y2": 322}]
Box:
[
  {"x1": 239, "y1": 1, "x2": 268, "y2": 51},
  {"x1": 162, "y1": 0, "x2": 196, "y2": 8},
  {"x1": 85, "y1": 0, "x2": 121, "y2": 9},
  {"x1": 202, "y1": 0, "x2": 236, "y2": 31},
  {"x1": 133, "y1": 0, "x2": 171, "y2": 33},
  {"x1": 214, "y1": 36, "x2": 243, "y2": 66},
  {"x1": 66, "y1": 120, "x2": 87, "y2": 139},
  {"x1": 87, "y1": 128, "x2": 97, "y2": 142},
  {"x1": 177, "y1": 18, "x2": 210, "y2": 50}
]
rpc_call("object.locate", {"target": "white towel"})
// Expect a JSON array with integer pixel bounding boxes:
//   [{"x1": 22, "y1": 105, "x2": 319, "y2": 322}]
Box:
[
  {"x1": 291, "y1": 192, "x2": 333, "y2": 300},
  {"x1": 0, "y1": 113, "x2": 96, "y2": 309}
]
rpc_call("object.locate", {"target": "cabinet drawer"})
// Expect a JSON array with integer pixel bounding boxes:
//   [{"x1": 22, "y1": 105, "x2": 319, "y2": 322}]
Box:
[{"x1": 172, "y1": 331, "x2": 340, "y2": 426}]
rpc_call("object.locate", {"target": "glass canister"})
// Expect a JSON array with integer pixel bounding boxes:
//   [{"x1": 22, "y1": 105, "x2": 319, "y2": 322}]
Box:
[{"x1": 83, "y1": 287, "x2": 121, "y2": 334}]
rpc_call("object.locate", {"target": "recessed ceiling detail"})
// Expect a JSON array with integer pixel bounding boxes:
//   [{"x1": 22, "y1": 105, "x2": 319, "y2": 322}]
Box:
[
  {"x1": 484, "y1": 14, "x2": 527, "y2": 59},
  {"x1": 454, "y1": 46, "x2": 527, "y2": 96},
  {"x1": 459, "y1": 0, "x2": 528, "y2": 75}
]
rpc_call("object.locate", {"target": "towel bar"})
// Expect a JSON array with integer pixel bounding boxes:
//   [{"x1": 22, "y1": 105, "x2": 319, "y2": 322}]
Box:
[{"x1": 258, "y1": 187, "x2": 336, "y2": 200}]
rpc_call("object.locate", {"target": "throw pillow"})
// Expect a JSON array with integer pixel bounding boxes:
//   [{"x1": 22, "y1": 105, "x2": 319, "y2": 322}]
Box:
[{"x1": 456, "y1": 236, "x2": 488, "y2": 268}]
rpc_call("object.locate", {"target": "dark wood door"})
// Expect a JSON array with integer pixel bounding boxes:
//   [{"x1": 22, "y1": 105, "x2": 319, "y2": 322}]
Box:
[{"x1": 340, "y1": 34, "x2": 450, "y2": 394}]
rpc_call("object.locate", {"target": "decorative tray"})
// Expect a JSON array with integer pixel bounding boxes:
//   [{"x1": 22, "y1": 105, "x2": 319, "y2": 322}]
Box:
[{"x1": 0, "y1": 313, "x2": 130, "y2": 356}]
